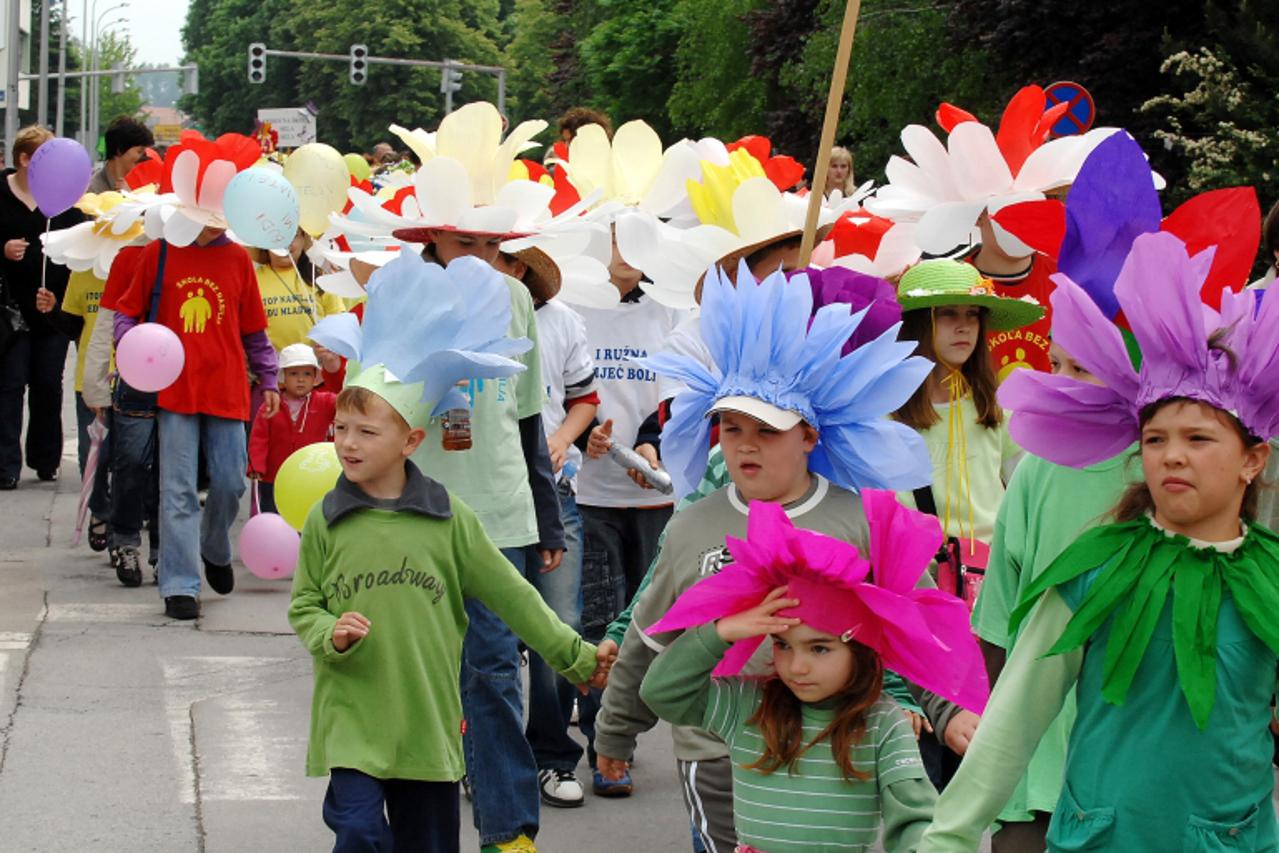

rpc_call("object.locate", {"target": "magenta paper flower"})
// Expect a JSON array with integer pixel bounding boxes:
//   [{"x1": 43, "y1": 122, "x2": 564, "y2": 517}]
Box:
[{"x1": 645, "y1": 490, "x2": 989, "y2": 713}]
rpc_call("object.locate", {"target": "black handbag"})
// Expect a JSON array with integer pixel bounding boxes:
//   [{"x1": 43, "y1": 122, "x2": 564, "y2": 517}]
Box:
[{"x1": 0, "y1": 272, "x2": 28, "y2": 353}]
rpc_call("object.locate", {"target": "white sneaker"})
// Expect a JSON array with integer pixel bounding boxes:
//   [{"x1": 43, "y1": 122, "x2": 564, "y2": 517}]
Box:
[{"x1": 538, "y1": 768, "x2": 584, "y2": 808}]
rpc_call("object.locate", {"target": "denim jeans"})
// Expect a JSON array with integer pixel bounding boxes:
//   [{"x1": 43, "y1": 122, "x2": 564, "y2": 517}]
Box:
[
  {"x1": 74, "y1": 392, "x2": 111, "y2": 519},
  {"x1": 461, "y1": 545, "x2": 541, "y2": 846},
  {"x1": 579, "y1": 504, "x2": 674, "y2": 606},
  {"x1": 525, "y1": 479, "x2": 585, "y2": 773},
  {"x1": 157, "y1": 411, "x2": 246, "y2": 598},
  {"x1": 0, "y1": 330, "x2": 70, "y2": 479},
  {"x1": 323, "y1": 768, "x2": 460, "y2": 853},
  {"x1": 109, "y1": 408, "x2": 159, "y2": 555}
]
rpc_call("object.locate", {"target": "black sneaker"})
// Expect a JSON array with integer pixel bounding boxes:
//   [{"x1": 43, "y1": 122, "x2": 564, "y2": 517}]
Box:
[
  {"x1": 539, "y1": 769, "x2": 584, "y2": 808},
  {"x1": 164, "y1": 595, "x2": 200, "y2": 620},
  {"x1": 203, "y1": 557, "x2": 235, "y2": 595},
  {"x1": 36, "y1": 469, "x2": 58, "y2": 482},
  {"x1": 114, "y1": 546, "x2": 143, "y2": 588},
  {"x1": 0, "y1": 476, "x2": 16, "y2": 490}
]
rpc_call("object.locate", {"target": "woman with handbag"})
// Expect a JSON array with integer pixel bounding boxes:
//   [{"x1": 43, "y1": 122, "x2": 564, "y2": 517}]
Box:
[{"x1": 0, "y1": 126, "x2": 85, "y2": 490}]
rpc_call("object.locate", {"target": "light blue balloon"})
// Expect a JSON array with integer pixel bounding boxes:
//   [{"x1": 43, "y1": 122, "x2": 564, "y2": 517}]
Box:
[{"x1": 223, "y1": 168, "x2": 300, "y2": 250}]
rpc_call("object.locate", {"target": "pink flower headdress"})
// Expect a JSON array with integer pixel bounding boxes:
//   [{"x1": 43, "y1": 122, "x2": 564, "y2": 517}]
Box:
[{"x1": 646, "y1": 491, "x2": 989, "y2": 713}]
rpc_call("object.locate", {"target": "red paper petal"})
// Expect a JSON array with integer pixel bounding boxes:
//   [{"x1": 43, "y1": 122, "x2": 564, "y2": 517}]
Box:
[
  {"x1": 1161, "y1": 187, "x2": 1261, "y2": 309},
  {"x1": 829, "y1": 211, "x2": 892, "y2": 259},
  {"x1": 995, "y1": 85, "x2": 1047, "y2": 175},
  {"x1": 936, "y1": 103, "x2": 979, "y2": 133},
  {"x1": 552, "y1": 141, "x2": 569, "y2": 163},
  {"x1": 1033, "y1": 101, "x2": 1071, "y2": 145},
  {"x1": 384, "y1": 185, "x2": 416, "y2": 216},
  {"x1": 550, "y1": 165, "x2": 581, "y2": 217},
  {"x1": 124, "y1": 159, "x2": 165, "y2": 191},
  {"x1": 727, "y1": 135, "x2": 772, "y2": 164},
  {"x1": 764, "y1": 155, "x2": 805, "y2": 191},
  {"x1": 990, "y1": 199, "x2": 1067, "y2": 258}
]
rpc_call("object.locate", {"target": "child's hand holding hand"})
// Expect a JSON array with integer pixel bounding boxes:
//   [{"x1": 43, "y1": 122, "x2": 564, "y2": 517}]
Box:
[
  {"x1": 943, "y1": 709, "x2": 980, "y2": 754},
  {"x1": 715, "y1": 587, "x2": 801, "y2": 643},
  {"x1": 332, "y1": 611, "x2": 371, "y2": 652},
  {"x1": 579, "y1": 640, "x2": 619, "y2": 692}
]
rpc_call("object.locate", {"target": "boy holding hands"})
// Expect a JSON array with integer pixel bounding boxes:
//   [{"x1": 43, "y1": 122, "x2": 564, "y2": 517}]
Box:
[{"x1": 290, "y1": 252, "x2": 610, "y2": 852}]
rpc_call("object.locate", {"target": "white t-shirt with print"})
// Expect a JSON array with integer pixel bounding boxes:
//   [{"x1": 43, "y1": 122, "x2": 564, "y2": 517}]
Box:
[
  {"x1": 573, "y1": 294, "x2": 688, "y2": 508},
  {"x1": 535, "y1": 299, "x2": 595, "y2": 487}
]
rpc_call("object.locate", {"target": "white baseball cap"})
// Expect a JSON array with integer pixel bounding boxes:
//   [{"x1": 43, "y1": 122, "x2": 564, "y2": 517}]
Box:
[
  {"x1": 278, "y1": 343, "x2": 321, "y2": 371},
  {"x1": 709, "y1": 395, "x2": 804, "y2": 431}
]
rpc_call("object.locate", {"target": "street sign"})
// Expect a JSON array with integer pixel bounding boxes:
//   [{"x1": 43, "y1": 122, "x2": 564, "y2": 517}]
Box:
[
  {"x1": 256, "y1": 108, "x2": 316, "y2": 148},
  {"x1": 153, "y1": 123, "x2": 182, "y2": 146},
  {"x1": 1045, "y1": 81, "x2": 1095, "y2": 137}
]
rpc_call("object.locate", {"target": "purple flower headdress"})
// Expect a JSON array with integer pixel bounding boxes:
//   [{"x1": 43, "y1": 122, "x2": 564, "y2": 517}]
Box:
[{"x1": 998, "y1": 230, "x2": 1279, "y2": 466}]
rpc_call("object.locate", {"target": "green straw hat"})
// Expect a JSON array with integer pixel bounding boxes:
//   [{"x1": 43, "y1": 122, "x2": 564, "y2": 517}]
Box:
[{"x1": 896, "y1": 259, "x2": 1045, "y2": 331}]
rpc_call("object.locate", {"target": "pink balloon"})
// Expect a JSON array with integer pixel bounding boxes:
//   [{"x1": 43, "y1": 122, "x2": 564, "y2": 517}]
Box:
[
  {"x1": 238, "y1": 512, "x2": 301, "y2": 580},
  {"x1": 116, "y1": 322, "x2": 185, "y2": 392}
]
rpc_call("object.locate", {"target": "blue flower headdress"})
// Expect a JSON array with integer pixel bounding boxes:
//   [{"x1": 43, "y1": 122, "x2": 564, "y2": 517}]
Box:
[
  {"x1": 308, "y1": 251, "x2": 531, "y2": 427},
  {"x1": 637, "y1": 262, "x2": 933, "y2": 495}
]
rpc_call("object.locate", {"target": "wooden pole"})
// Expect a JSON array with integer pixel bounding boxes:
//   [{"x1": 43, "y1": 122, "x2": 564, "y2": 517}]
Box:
[{"x1": 798, "y1": 0, "x2": 863, "y2": 267}]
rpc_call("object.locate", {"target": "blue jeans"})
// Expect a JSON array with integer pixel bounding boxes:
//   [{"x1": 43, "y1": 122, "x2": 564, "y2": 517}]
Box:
[
  {"x1": 157, "y1": 411, "x2": 246, "y2": 598},
  {"x1": 74, "y1": 393, "x2": 111, "y2": 519},
  {"x1": 461, "y1": 545, "x2": 542, "y2": 845},
  {"x1": 525, "y1": 479, "x2": 585, "y2": 772},
  {"x1": 109, "y1": 408, "x2": 159, "y2": 555},
  {"x1": 323, "y1": 768, "x2": 459, "y2": 853}
]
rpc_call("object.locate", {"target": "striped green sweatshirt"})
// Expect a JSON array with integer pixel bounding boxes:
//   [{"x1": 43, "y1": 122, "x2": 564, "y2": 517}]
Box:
[{"x1": 642, "y1": 623, "x2": 937, "y2": 852}]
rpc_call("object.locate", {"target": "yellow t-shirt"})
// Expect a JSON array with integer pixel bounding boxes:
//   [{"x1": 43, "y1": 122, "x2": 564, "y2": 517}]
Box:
[
  {"x1": 61, "y1": 270, "x2": 106, "y2": 392},
  {"x1": 254, "y1": 263, "x2": 347, "y2": 352}
]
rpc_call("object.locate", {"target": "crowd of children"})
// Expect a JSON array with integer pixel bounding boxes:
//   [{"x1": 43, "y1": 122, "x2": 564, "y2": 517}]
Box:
[{"x1": 6, "y1": 84, "x2": 1279, "y2": 853}]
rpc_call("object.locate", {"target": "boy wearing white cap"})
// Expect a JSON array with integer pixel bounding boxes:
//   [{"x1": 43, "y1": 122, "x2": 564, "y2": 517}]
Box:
[{"x1": 248, "y1": 343, "x2": 338, "y2": 514}]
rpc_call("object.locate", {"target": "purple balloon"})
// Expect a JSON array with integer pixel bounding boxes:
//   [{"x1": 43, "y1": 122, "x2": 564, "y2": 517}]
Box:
[
  {"x1": 238, "y1": 512, "x2": 301, "y2": 580},
  {"x1": 28, "y1": 137, "x2": 92, "y2": 217},
  {"x1": 116, "y1": 322, "x2": 185, "y2": 392}
]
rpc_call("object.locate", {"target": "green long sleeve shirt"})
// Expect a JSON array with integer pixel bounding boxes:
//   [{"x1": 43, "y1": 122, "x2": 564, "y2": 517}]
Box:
[
  {"x1": 289, "y1": 463, "x2": 597, "y2": 782},
  {"x1": 643, "y1": 624, "x2": 937, "y2": 853}
]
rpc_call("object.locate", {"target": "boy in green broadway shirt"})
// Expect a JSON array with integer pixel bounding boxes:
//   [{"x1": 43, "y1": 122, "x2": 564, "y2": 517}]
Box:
[{"x1": 291, "y1": 252, "x2": 611, "y2": 853}]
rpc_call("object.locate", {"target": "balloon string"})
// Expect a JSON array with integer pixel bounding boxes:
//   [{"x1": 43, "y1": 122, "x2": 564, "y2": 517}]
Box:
[{"x1": 40, "y1": 218, "x2": 49, "y2": 293}]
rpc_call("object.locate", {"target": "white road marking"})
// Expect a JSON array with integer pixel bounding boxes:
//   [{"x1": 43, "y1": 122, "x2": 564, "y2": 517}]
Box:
[
  {"x1": 47, "y1": 603, "x2": 161, "y2": 622},
  {"x1": 160, "y1": 656, "x2": 302, "y2": 804},
  {"x1": 0, "y1": 632, "x2": 31, "y2": 651}
]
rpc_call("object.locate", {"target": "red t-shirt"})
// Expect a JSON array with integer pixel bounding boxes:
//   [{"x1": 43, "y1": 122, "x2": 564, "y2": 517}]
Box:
[
  {"x1": 97, "y1": 244, "x2": 145, "y2": 311},
  {"x1": 114, "y1": 239, "x2": 268, "y2": 420},
  {"x1": 972, "y1": 255, "x2": 1055, "y2": 379}
]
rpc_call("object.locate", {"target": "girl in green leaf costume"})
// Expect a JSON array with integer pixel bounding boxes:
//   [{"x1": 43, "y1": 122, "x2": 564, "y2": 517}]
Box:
[{"x1": 921, "y1": 228, "x2": 1279, "y2": 852}]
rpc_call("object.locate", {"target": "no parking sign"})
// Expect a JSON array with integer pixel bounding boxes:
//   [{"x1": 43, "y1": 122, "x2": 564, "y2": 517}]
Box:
[{"x1": 1045, "y1": 81, "x2": 1095, "y2": 137}]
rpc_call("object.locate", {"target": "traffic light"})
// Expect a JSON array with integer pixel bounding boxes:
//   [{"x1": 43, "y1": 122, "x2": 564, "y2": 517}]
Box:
[
  {"x1": 248, "y1": 43, "x2": 266, "y2": 84},
  {"x1": 183, "y1": 65, "x2": 200, "y2": 95},
  {"x1": 440, "y1": 62, "x2": 462, "y2": 95},
  {"x1": 349, "y1": 44, "x2": 369, "y2": 86}
]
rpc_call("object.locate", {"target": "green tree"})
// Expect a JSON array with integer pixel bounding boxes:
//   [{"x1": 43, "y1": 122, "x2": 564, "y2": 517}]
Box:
[
  {"x1": 1142, "y1": 47, "x2": 1279, "y2": 207},
  {"x1": 275, "y1": 0, "x2": 504, "y2": 152},
  {"x1": 798, "y1": 0, "x2": 996, "y2": 182},
  {"x1": 88, "y1": 31, "x2": 148, "y2": 152},
  {"x1": 577, "y1": 0, "x2": 682, "y2": 138},
  {"x1": 666, "y1": 0, "x2": 766, "y2": 139},
  {"x1": 180, "y1": 0, "x2": 298, "y2": 138},
  {"x1": 506, "y1": 0, "x2": 560, "y2": 123}
]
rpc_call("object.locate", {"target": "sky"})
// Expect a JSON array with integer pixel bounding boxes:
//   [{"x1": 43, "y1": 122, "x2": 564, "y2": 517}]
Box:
[{"x1": 73, "y1": 0, "x2": 189, "y2": 67}]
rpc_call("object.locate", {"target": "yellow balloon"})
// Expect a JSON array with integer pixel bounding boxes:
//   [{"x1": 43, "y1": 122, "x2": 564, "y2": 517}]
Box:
[
  {"x1": 344, "y1": 152, "x2": 372, "y2": 182},
  {"x1": 274, "y1": 442, "x2": 342, "y2": 531},
  {"x1": 282, "y1": 143, "x2": 350, "y2": 237}
]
